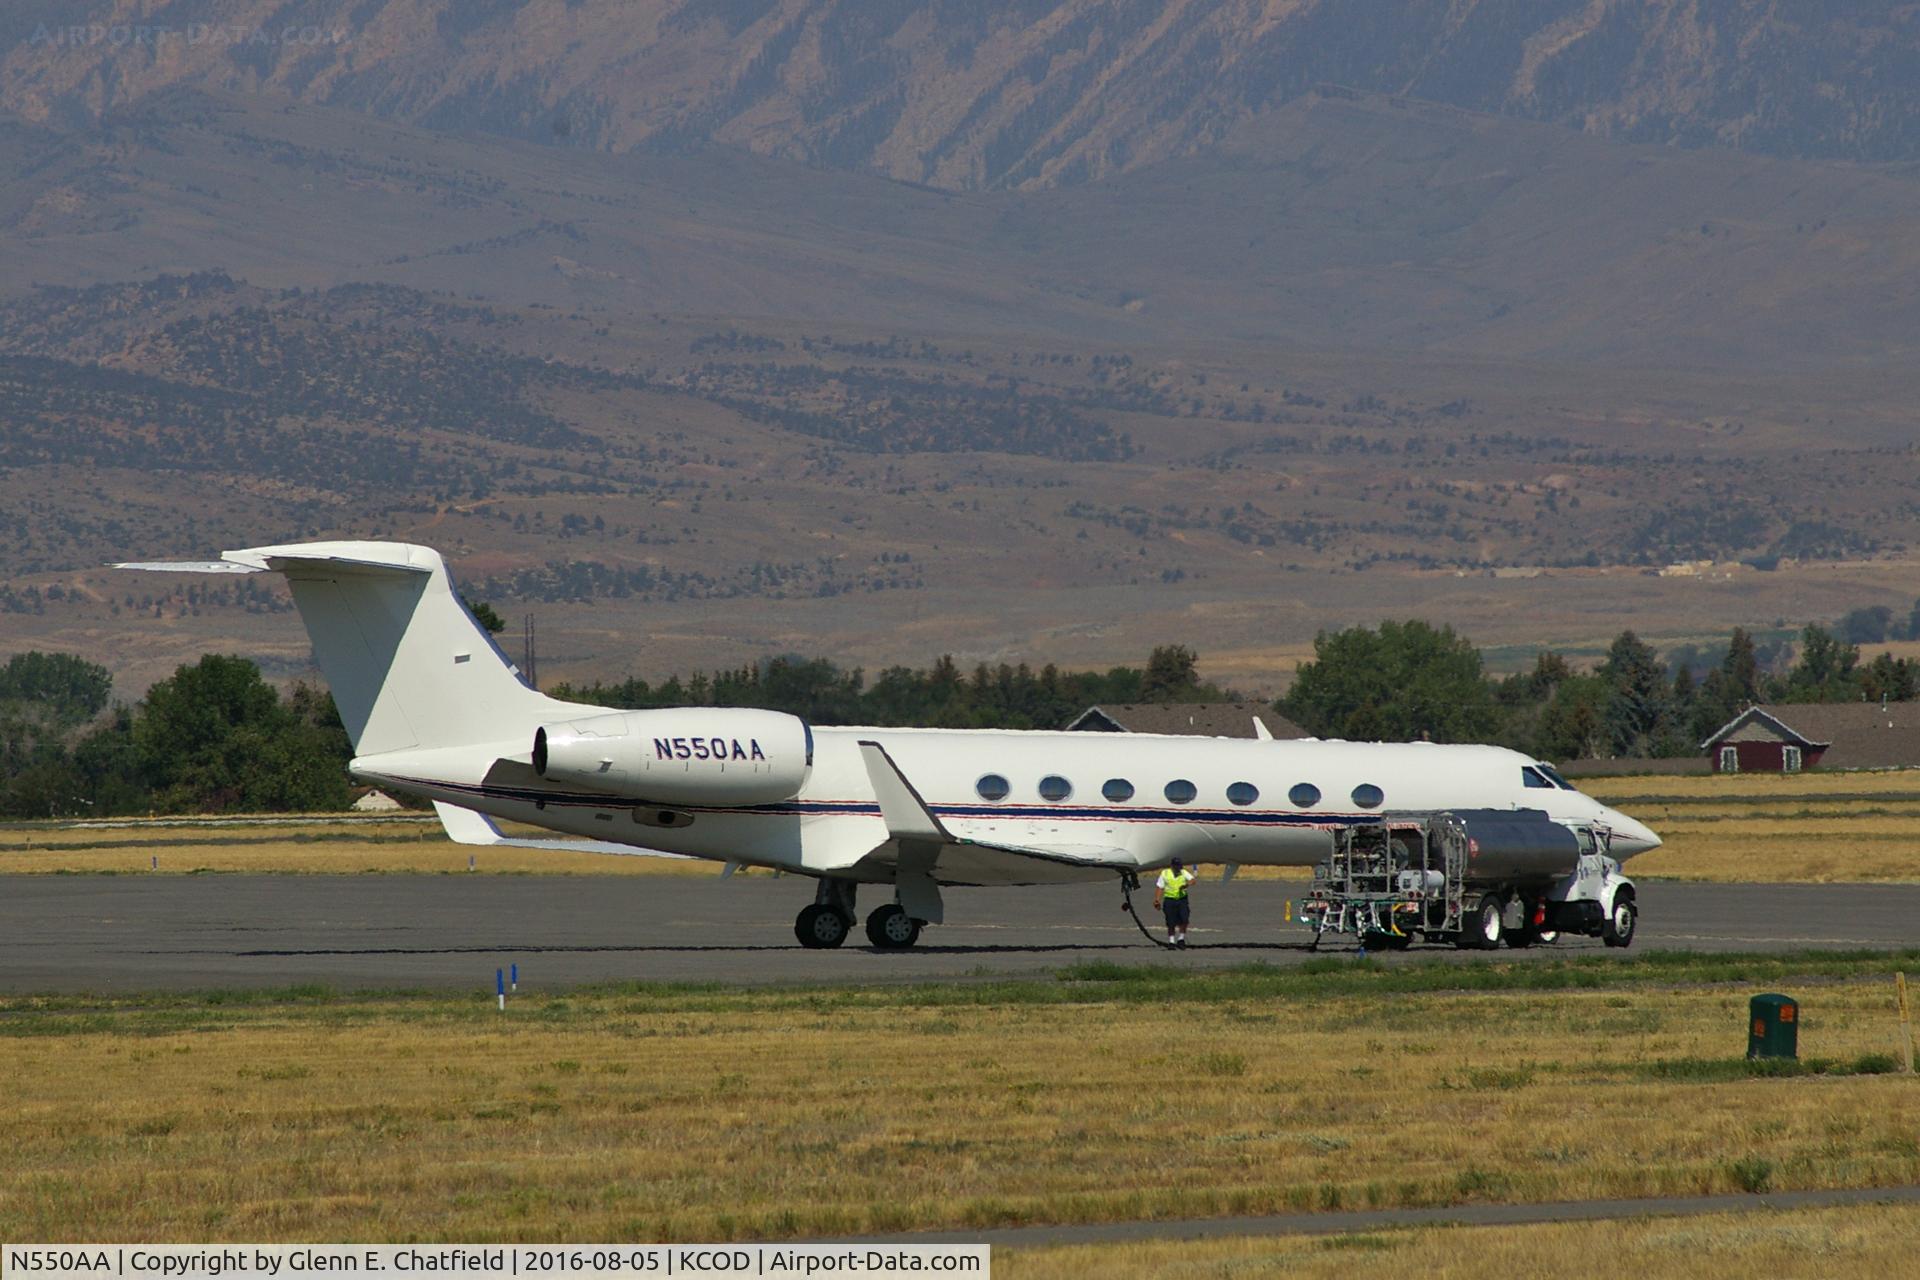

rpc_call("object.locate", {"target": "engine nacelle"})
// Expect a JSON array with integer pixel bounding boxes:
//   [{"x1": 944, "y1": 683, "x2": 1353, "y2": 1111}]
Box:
[{"x1": 533, "y1": 708, "x2": 812, "y2": 807}]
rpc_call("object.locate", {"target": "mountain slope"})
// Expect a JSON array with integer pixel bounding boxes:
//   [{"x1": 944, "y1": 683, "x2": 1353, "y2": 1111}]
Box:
[
  {"x1": 5, "y1": 89, "x2": 1918, "y2": 369},
  {"x1": 4, "y1": 0, "x2": 1919, "y2": 191}
]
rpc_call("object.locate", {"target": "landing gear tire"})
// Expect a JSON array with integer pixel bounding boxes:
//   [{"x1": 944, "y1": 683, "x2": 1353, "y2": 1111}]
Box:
[
  {"x1": 1458, "y1": 895, "x2": 1504, "y2": 950},
  {"x1": 865, "y1": 903, "x2": 923, "y2": 950},
  {"x1": 1603, "y1": 897, "x2": 1637, "y2": 949},
  {"x1": 795, "y1": 903, "x2": 852, "y2": 949}
]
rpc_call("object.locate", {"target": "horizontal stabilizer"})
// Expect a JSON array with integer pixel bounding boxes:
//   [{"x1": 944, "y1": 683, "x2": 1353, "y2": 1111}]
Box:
[
  {"x1": 113, "y1": 559, "x2": 263, "y2": 574},
  {"x1": 431, "y1": 801, "x2": 687, "y2": 859}
]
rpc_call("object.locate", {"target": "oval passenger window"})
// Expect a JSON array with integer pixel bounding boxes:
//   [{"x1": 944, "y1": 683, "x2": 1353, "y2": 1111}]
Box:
[
  {"x1": 1352, "y1": 783, "x2": 1385, "y2": 809},
  {"x1": 1164, "y1": 779, "x2": 1198, "y2": 805},
  {"x1": 1226, "y1": 782, "x2": 1259, "y2": 806},
  {"x1": 1288, "y1": 783, "x2": 1321, "y2": 808},
  {"x1": 1102, "y1": 778, "x2": 1135, "y2": 802},
  {"x1": 1038, "y1": 775, "x2": 1073, "y2": 802},
  {"x1": 976, "y1": 774, "x2": 1010, "y2": 801}
]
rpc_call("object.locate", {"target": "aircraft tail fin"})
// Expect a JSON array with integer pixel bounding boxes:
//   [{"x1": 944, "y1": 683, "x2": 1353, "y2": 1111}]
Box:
[{"x1": 118, "y1": 541, "x2": 564, "y2": 756}]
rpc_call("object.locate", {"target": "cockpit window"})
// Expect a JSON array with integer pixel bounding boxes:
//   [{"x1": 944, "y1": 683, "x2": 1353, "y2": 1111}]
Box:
[
  {"x1": 1522, "y1": 766, "x2": 1555, "y2": 789},
  {"x1": 1538, "y1": 763, "x2": 1576, "y2": 791}
]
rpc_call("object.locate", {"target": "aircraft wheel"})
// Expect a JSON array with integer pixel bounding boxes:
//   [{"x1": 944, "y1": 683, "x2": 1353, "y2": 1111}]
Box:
[
  {"x1": 865, "y1": 903, "x2": 923, "y2": 950},
  {"x1": 1602, "y1": 897, "x2": 1637, "y2": 949},
  {"x1": 796, "y1": 903, "x2": 851, "y2": 949}
]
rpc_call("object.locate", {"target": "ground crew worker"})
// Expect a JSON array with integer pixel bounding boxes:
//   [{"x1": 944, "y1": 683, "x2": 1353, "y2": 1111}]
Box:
[{"x1": 1154, "y1": 857, "x2": 1197, "y2": 948}]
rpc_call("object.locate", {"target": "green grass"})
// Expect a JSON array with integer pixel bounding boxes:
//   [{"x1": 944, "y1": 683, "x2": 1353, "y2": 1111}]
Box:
[{"x1": 5, "y1": 947, "x2": 1920, "y2": 1036}]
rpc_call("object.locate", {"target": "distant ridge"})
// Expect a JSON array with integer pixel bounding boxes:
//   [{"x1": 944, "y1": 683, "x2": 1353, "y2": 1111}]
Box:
[
  {"x1": 4, "y1": 1, "x2": 1920, "y2": 190},
  {"x1": 4, "y1": 89, "x2": 1917, "y2": 369}
]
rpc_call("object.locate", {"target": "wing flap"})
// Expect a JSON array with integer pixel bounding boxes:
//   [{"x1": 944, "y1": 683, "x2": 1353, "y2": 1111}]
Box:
[
  {"x1": 430, "y1": 801, "x2": 688, "y2": 859},
  {"x1": 928, "y1": 838, "x2": 1132, "y2": 886}
]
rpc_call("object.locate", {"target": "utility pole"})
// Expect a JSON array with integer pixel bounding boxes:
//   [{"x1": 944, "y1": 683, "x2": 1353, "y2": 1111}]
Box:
[{"x1": 522, "y1": 613, "x2": 538, "y2": 690}]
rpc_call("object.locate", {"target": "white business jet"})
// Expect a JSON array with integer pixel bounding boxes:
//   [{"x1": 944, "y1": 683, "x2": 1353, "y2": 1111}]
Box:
[{"x1": 121, "y1": 542, "x2": 1660, "y2": 949}]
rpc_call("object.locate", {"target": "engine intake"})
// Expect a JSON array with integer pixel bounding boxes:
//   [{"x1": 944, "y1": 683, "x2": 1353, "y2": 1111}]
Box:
[{"x1": 533, "y1": 708, "x2": 812, "y2": 807}]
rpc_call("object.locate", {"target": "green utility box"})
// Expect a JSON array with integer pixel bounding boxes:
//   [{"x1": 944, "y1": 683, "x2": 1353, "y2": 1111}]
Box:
[{"x1": 1748, "y1": 993, "x2": 1799, "y2": 1060}]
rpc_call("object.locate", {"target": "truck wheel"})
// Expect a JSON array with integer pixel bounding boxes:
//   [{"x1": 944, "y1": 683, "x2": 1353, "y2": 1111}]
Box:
[
  {"x1": 1465, "y1": 896, "x2": 1504, "y2": 950},
  {"x1": 1602, "y1": 897, "x2": 1637, "y2": 948},
  {"x1": 1508, "y1": 920, "x2": 1558, "y2": 948}
]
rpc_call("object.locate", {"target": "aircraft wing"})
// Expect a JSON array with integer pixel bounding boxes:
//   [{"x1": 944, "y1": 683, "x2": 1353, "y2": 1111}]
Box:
[
  {"x1": 431, "y1": 801, "x2": 689, "y2": 859},
  {"x1": 856, "y1": 741, "x2": 1129, "y2": 886}
]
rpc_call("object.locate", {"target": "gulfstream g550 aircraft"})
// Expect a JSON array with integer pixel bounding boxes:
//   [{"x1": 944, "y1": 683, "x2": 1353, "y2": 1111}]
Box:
[{"x1": 121, "y1": 541, "x2": 1660, "y2": 950}]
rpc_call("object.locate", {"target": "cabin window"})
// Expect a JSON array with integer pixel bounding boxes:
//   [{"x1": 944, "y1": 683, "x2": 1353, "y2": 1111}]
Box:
[
  {"x1": 1352, "y1": 783, "x2": 1385, "y2": 809},
  {"x1": 1102, "y1": 778, "x2": 1135, "y2": 802},
  {"x1": 1226, "y1": 781, "x2": 1259, "y2": 806},
  {"x1": 1038, "y1": 775, "x2": 1073, "y2": 802},
  {"x1": 1164, "y1": 779, "x2": 1198, "y2": 805},
  {"x1": 1522, "y1": 767, "x2": 1554, "y2": 789},
  {"x1": 976, "y1": 774, "x2": 1010, "y2": 801},
  {"x1": 1288, "y1": 783, "x2": 1321, "y2": 808}
]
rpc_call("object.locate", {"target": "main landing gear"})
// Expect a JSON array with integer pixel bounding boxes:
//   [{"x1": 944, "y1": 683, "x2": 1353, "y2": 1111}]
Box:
[
  {"x1": 865, "y1": 903, "x2": 923, "y2": 949},
  {"x1": 795, "y1": 878, "x2": 856, "y2": 948},
  {"x1": 793, "y1": 879, "x2": 926, "y2": 950}
]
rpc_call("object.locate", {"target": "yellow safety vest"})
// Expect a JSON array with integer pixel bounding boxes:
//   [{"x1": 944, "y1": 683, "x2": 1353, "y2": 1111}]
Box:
[{"x1": 1160, "y1": 870, "x2": 1192, "y2": 899}]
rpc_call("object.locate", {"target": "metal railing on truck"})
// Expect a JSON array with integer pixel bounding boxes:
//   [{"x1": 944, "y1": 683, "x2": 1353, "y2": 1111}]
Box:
[
  {"x1": 1303, "y1": 816, "x2": 1463, "y2": 944},
  {"x1": 1303, "y1": 808, "x2": 1587, "y2": 945}
]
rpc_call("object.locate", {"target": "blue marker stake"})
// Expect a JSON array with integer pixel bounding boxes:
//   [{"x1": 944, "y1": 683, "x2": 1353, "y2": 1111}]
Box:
[
  {"x1": 496, "y1": 968, "x2": 505, "y2": 1012},
  {"x1": 510, "y1": 963, "x2": 518, "y2": 993}
]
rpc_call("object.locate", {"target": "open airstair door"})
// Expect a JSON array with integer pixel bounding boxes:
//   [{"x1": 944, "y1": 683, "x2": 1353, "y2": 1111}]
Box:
[{"x1": 855, "y1": 742, "x2": 1130, "y2": 918}]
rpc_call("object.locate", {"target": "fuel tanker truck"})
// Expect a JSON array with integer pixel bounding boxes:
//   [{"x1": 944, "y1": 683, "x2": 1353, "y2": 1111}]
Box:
[{"x1": 1301, "y1": 808, "x2": 1637, "y2": 950}]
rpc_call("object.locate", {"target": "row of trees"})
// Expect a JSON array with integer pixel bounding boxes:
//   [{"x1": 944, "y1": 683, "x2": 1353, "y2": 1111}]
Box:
[
  {"x1": 1281, "y1": 619, "x2": 1915, "y2": 761},
  {"x1": 550, "y1": 645, "x2": 1223, "y2": 730},
  {"x1": 0, "y1": 653, "x2": 350, "y2": 819},
  {"x1": 7, "y1": 612, "x2": 1911, "y2": 817},
  {"x1": 0, "y1": 645, "x2": 1218, "y2": 818}
]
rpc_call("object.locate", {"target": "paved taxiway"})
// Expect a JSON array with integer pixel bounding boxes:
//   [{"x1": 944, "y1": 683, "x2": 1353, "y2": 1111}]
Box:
[{"x1": 1, "y1": 875, "x2": 1914, "y2": 992}]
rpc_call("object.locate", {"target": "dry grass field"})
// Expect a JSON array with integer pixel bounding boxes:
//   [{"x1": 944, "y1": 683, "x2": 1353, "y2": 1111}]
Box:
[
  {"x1": 1001, "y1": 1202, "x2": 1920, "y2": 1278},
  {"x1": 1585, "y1": 771, "x2": 1920, "y2": 883},
  {"x1": 2, "y1": 960, "x2": 1915, "y2": 1242}
]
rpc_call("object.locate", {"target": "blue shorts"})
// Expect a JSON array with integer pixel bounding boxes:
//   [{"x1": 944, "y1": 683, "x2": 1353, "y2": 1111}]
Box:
[{"x1": 1163, "y1": 897, "x2": 1190, "y2": 927}]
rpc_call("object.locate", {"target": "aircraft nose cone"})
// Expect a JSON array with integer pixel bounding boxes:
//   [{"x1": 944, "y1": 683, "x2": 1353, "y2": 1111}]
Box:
[{"x1": 1607, "y1": 810, "x2": 1662, "y2": 856}]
